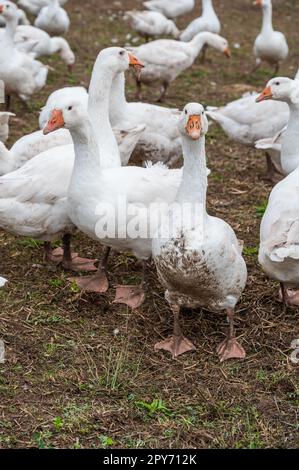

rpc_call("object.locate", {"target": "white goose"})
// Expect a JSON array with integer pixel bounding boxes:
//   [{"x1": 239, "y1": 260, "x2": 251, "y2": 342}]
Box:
[
  {"x1": 180, "y1": 0, "x2": 221, "y2": 42},
  {"x1": 152, "y1": 103, "x2": 247, "y2": 361},
  {"x1": 144, "y1": 0, "x2": 195, "y2": 19},
  {"x1": 253, "y1": 0, "x2": 288, "y2": 74},
  {"x1": 126, "y1": 10, "x2": 180, "y2": 41},
  {"x1": 256, "y1": 78, "x2": 299, "y2": 176},
  {"x1": 34, "y1": 0, "x2": 70, "y2": 36},
  {"x1": 130, "y1": 32, "x2": 230, "y2": 101},
  {"x1": 18, "y1": 0, "x2": 67, "y2": 17},
  {"x1": 0, "y1": 1, "x2": 48, "y2": 106},
  {"x1": 14, "y1": 25, "x2": 75, "y2": 71},
  {"x1": 0, "y1": 112, "x2": 15, "y2": 143},
  {"x1": 0, "y1": 48, "x2": 145, "y2": 276}
]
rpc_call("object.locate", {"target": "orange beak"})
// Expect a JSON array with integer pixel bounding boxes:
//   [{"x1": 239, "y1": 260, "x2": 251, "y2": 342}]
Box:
[
  {"x1": 128, "y1": 53, "x2": 144, "y2": 69},
  {"x1": 0, "y1": 5, "x2": 4, "y2": 13},
  {"x1": 128, "y1": 53, "x2": 144, "y2": 80},
  {"x1": 224, "y1": 47, "x2": 231, "y2": 59},
  {"x1": 186, "y1": 115, "x2": 201, "y2": 140},
  {"x1": 43, "y1": 109, "x2": 65, "y2": 135},
  {"x1": 253, "y1": 0, "x2": 263, "y2": 6},
  {"x1": 256, "y1": 86, "x2": 273, "y2": 102}
]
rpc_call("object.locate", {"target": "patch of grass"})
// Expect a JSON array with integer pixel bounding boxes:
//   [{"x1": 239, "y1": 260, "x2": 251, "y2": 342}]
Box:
[{"x1": 255, "y1": 201, "x2": 268, "y2": 217}]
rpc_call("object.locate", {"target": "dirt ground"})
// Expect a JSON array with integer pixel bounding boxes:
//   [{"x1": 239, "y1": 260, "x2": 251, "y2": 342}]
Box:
[{"x1": 0, "y1": 0, "x2": 298, "y2": 449}]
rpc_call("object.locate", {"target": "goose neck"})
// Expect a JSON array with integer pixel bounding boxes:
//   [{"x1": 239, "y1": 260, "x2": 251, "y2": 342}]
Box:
[
  {"x1": 261, "y1": 2, "x2": 273, "y2": 34},
  {"x1": 4, "y1": 15, "x2": 18, "y2": 45},
  {"x1": 88, "y1": 59, "x2": 121, "y2": 168},
  {"x1": 176, "y1": 135, "x2": 207, "y2": 210},
  {"x1": 68, "y1": 120, "x2": 102, "y2": 185},
  {"x1": 109, "y1": 72, "x2": 128, "y2": 127},
  {"x1": 189, "y1": 32, "x2": 210, "y2": 57},
  {"x1": 202, "y1": 0, "x2": 214, "y2": 15}
]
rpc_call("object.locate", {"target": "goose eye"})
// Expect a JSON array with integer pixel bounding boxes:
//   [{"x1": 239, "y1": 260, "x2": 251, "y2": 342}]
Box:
[
  {"x1": 119, "y1": 51, "x2": 125, "y2": 56},
  {"x1": 275, "y1": 82, "x2": 280, "y2": 86},
  {"x1": 185, "y1": 110, "x2": 188, "y2": 115},
  {"x1": 67, "y1": 106, "x2": 73, "y2": 111}
]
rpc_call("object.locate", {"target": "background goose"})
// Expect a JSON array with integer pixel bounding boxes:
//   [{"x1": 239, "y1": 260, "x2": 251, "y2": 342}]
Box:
[
  {"x1": 126, "y1": 10, "x2": 180, "y2": 41},
  {"x1": 143, "y1": 0, "x2": 195, "y2": 19},
  {"x1": 0, "y1": 112, "x2": 15, "y2": 143},
  {"x1": 0, "y1": 1, "x2": 48, "y2": 107},
  {"x1": 253, "y1": 0, "x2": 288, "y2": 74},
  {"x1": 18, "y1": 0, "x2": 67, "y2": 17},
  {"x1": 130, "y1": 32, "x2": 230, "y2": 101},
  {"x1": 14, "y1": 25, "x2": 75, "y2": 70},
  {"x1": 34, "y1": 0, "x2": 70, "y2": 36},
  {"x1": 152, "y1": 103, "x2": 247, "y2": 361},
  {"x1": 180, "y1": 0, "x2": 221, "y2": 42}
]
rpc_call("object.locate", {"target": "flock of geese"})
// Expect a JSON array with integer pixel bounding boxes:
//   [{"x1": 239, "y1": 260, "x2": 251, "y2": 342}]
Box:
[{"x1": 0, "y1": 0, "x2": 297, "y2": 362}]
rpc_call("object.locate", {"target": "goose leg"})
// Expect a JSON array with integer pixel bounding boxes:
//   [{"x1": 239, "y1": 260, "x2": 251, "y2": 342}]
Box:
[
  {"x1": 43, "y1": 235, "x2": 97, "y2": 272},
  {"x1": 5, "y1": 94, "x2": 11, "y2": 111},
  {"x1": 156, "y1": 82, "x2": 169, "y2": 103},
  {"x1": 113, "y1": 260, "x2": 147, "y2": 309},
  {"x1": 279, "y1": 282, "x2": 299, "y2": 307},
  {"x1": 135, "y1": 79, "x2": 142, "y2": 101},
  {"x1": 250, "y1": 59, "x2": 261, "y2": 75},
  {"x1": 263, "y1": 152, "x2": 276, "y2": 182},
  {"x1": 69, "y1": 246, "x2": 111, "y2": 293},
  {"x1": 155, "y1": 305, "x2": 196, "y2": 358},
  {"x1": 273, "y1": 62, "x2": 279, "y2": 75},
  {"x1": 217, "y1": 308, "x2": 246, "y2": 362}
]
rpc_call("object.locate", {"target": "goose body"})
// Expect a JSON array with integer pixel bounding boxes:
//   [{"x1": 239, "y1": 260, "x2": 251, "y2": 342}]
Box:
[
  {"x1": 14, "y1": 25, "x2": 75, "y2": 70},
  {"x1": 126, "y1": 10, "x2": 179, "y2": 39},
  {"x1": 34, "y1": 0, "x2": 70, "y2": 36},
  {"x1": 144, "y1": 0, "x2": 194, "y2": 19},
  {"x1": 0, "y1": 112, "x2": 15, "y2": 143},
  {"x1": 206, "y1": 92, "x2": 289, "y2": 146},
  {"x1": 152, "y1": 103, "x2": 247, "y2": 361},
  {"x1": 130, "y1": 32, "x2": 230, "y2": 100},
  {"x1": 0, "y1": 2, "x2": 48, "y2": 101},
  {"x1": 180, "y1": 0, "x2": 220, "y2": 42},
  {"x1": 253, "y1": 0, "x2": 288, "y2": 72}
]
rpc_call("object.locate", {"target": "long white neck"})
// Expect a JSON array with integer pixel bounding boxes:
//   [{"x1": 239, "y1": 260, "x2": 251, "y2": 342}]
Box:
[
  {"x1": 3, "y1": 14, "x2": 18, "y2": 47},
  {"x1": 49, "y1": 0, "x2": 60, "y2": 11},
  {"x1": 202, "y1": 0, "x2": 214, "y2": 15},
  {"x1": 189, "y1": 32, "x2": 212, "y2": 58},
  {"x1": 68, "y1": 119, "x2": 102, "y2": 190},
  {"x1": 176, "y1": 134, "x2": 207, "y2": 209},
  {"x1": 50, "y1": 36, "x2": 68, "y2": 54},
  {"x1": 261, "y1": 2, "x2": 273, "y2": 35},
  {"x1": 88, "y1": 57, "x2": 121, "y2": 169},
  {"x1": 109, "y1": 73, "x2": 128, "y2": 127},
  {"x1": 281, "y1": 101, "x2": 299, "y2": 173}
]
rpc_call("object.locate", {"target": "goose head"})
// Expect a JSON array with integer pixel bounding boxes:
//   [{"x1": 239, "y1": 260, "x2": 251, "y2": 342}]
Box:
[
  {"x1": 0, "y1": 1, "x2": 18, "y2": 19},
  {"x1": 179, "y1": 103, "x2": 209, "y2": 141},
  {"x1": 256, "y1": 77, "x2": 299, "y2": 104},
  {"x1": 43, "y1": 101, "x2": 87, "y2": 135},
  {"x1": 96, "y1": 47, "x2": 144, "y2": 77},
  {"x1": 253, "y1": 0, "x2": 271, "y2": 8},
  {"x1": 204, "y1": 33, "x2": 231, "y2": 58}
]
